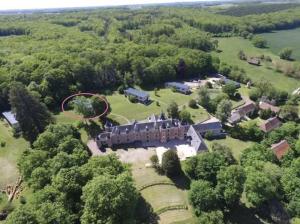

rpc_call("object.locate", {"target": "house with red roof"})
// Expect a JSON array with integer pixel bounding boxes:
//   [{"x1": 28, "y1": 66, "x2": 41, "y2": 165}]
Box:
[
  {"x1": 271, "y1": 140, "x2": 290, "y2": 159},
  {"x1": 260, "y1": 117, "x2": 282, "y2": 133}
]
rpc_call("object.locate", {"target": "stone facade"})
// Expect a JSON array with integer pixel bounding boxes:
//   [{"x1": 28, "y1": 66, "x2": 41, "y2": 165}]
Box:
[{"x1": 97, "y1": 114, "x2": 187, "y2": 148}]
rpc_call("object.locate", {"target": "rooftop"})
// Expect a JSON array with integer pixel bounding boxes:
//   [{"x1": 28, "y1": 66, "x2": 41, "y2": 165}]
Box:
[
  {"x1": 166, "y1": 82, "x2": 190, "y2": 90},
  {"x1": 2, "y1": 111, "x2": 18, "y2": 125},
  {"x1": 124, "y1": 88, "x2": 149, "y2": 98},
  {"x1": 271, "y1": 140, "x2": 290, "y2": 159},
  {"x1": 259, "y1": 101, "x2": 280, "y2": 113},
  {"x1": 260, "y1": 117, "x2": 282, "y2": 133}
]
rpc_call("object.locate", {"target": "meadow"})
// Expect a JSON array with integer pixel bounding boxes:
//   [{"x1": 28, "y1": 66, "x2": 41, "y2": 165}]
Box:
[
  {"x1": 214, "y1": 37, "x2": 300, "y2": 92},
  {"x1": 260, "y1": 28, "x2": 300, "y2": 61}
]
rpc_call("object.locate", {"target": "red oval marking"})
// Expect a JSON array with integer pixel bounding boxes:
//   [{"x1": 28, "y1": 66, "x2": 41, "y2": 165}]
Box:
[{"x1": 61, "y1": 92, "x2": 109, "y2": 120}]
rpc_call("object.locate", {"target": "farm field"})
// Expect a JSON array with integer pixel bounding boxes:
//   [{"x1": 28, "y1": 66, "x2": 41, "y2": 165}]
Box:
[
  {"x1": 214, "y1": 37, "x2": 300, "y2": 92},
  {"x1": 260, "y1": 28, "x2": 300, "y2": 61}
]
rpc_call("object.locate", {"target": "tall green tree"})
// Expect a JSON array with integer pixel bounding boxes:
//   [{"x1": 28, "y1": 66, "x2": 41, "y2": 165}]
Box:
[
  {"x1": 9, "y1": 82, "x2": 53, "y2": 143},
  {"x1": 81, "y1": 173, "x2": 138, "y2": 224},
  {"x1": 215, "y1": 99, "x2": 232, "y2": 123}
]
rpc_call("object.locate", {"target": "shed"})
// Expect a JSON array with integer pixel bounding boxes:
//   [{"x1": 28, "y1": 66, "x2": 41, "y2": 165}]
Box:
[
  {"x1": 2, "y1": 111, "x2": 19, "y2": 129},
  {"x1": 124, "y1": 88, "x2": 149, "y2": 103}
]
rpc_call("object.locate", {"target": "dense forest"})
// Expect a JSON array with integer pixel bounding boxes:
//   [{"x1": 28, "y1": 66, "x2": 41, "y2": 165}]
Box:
[{"x1": 1, "y1": 4, "x2": 300, "y2": 112}]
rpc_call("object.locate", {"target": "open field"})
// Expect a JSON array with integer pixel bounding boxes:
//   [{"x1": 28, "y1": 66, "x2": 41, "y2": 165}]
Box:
[
  {"x1": 0, "y1": 120, "x2": 28, "y2": 189},
  {"x1": 260, "y1": 28, "x2": 300, "y2": 61},
  {"x1": 214, "y1": 37, "x2": 300, "y2": 92}
]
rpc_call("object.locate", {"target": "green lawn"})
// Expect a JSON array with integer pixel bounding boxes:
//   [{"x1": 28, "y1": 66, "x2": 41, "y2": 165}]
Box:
[
  {"x1": 260, "y1": 28, "x2": 300, "y2": 61},
  {"x1": 0, "y1": 120, "x2": 28, "y2": 189},
  {"x1": 132, "y1": 158, "x2": 196, "y2": 223},
  {"x1": 205, "y1": 136, "x2": 254, "y2": 160},
  {"x1": 214, "y1": 37, "x2": 300, "y2": 92},
  {"x1": 106, "y1": 89, "x2": 209, "y2": 125}
]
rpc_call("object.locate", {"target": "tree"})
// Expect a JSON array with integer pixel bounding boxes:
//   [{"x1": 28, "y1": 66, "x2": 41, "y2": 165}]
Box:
[
  {"x1": 198, "y1": 87, "x2": 210, "y2": 109},
  {"x1": 9, "y1": 82, "x2": 53, "y2": 143},
  {"x1": 81, "y1": 173, "x2": 138, "y2": 224},
  {"x1": 189, "y1": 180, "x2": 218, "y2": 215},
  {"x1": 252, "y1": 36, "x2": 267, "y2": 48},
  {"x1": 216, "y1": 165, "x2": 246, "y2": 207},
  {"x1": 279, "y1": 48, "x2": 293, "y2": 60},
  {"x1": 179, "y1": 109, "x2": 191, "y2": 123},
  {"x1": 167, "y1": 101, "x2": 179, "y2": 118},
  {"x1": 280, "y1": 105, "x2": 299, "y2": 121},
  {"x1": 5, "y1": 206, "x2": 38, "y2": 224},
  {"x1": 197, "y1": 210, "x2": 224, "y2": 224},
  {"x1": 240, "y1": 144, "x2": 277, "y2": 167},
  {"x1": 161, "y1": 150, "x2": 181, "y2": 177},
  {"x1": 71, "y1": 96, "x2": 94, "y2": 118},
  {"x1": 238, "y1": 50, "x2": 246, "y2": 60},
  {"x1": 194, "y1": 152, "x2": 229, "y2": 184},
  {"x1": 222, "y1": 83, "x2": 237, "y2": 98},
  {"x1": 215, "y1": 99, "x2": 232, "y2": 123},
  {"x1": 245, "y1": 167, "x2": 278, "y2": 207}
]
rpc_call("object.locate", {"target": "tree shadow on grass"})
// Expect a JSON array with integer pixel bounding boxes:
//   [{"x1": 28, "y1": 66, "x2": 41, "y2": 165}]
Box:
[
  {"x1": 225, "y1": 204, "x2": 264, "y2": 224},
  {"x1": 135, "y1": 194, "x2": 159, "y2": 224},
  {"x1": 168, "y1": 170, "x2": 191, "y2": 191}
]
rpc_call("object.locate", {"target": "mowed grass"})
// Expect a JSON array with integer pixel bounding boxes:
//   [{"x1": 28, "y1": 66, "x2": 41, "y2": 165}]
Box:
[
  {"x1": 0, "y1": 120, "x2": 28, "y2": 189},
  {"x1": 205, "y1": 136, "x2": 254, "y2": 160},
  {"x1": 214, "y1": 37, "x2": 300, "y2": 92},
  {"x1": 106, "y1": 89, "x2": 209, "y2": 125},
  {"x1": 131, "y1": 158, "x2": 196, "y2": 223},
  {"x1": 260, "y1": 28, "x2": 300, "y2": 61}
]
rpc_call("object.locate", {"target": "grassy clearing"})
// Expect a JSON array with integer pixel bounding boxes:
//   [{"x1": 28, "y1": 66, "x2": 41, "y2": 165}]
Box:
[
  {"x1": 260, "y1": 28, "x2": 300, "y2": 61},
  {"x1": 0, "y1": 120, "x2": 28, "y2": 189},
  {"x1": 106, "y1": 89, "x2": 209, "y2": 125},
  {"x1": 205, "y1": 136, "x2": 254, "y2": 160},
  {"x1": 214, "y1": 37, "x2": 300, "y2": 92}
]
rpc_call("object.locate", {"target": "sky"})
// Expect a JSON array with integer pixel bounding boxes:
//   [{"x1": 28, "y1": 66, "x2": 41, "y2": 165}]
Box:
[{"x1": 0, "y1": 0, "x2": 213, "y2": 10}]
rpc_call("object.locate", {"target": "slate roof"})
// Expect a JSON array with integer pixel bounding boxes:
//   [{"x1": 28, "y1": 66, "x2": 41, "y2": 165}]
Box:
[
  {"x1": 2, "y1": 111, "x2": 18, "y2": 125},
  {"x1": 98, "y1": 114, "x2": 181, "y2": 139},
  {"x1": 260, "y1": 117, "x2": 282, "y2": 133},
  {"x1": 124, "y1": 88, "x2": 149, "y2": 98},
  {"x1": 219, "y1": 75, "x2": 241, "y2": 88},
  {"x1": 187, "y1": 126, "x2": 207, "y2": 152},
  {"x1": 166, "y1": 82, "x2": 190, "y2": 90},
  {"x1": 271, "y1": 140, "x2": 290, "y2": 159},
  {"x1": 259, "y1": 101, "x2": 280, "y2": 113},
  {"x1": 193, "y1": 117, "x2": 222, "y2": 133}
]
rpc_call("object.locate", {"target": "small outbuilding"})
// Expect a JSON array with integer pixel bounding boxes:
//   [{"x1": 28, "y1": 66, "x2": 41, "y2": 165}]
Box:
[
  {"x1": 247, "y1": 57, "x2": 260, "y2": 66},
  {"x1": 2, "y1": 111, "x2": 19, "y2": 130},
  {"x1": 271, "y1": 140, "x2": 290, "y2": 159},
  {"x1": 259, "y1": 101, "x2": 280, "y2": 114},
  {"x1": 165, "y1": 82, "x2": 191, "y2": 94},
  {"x1": 260, "y1": 117, "x2": 282, "y2": 133},
  {"x1": 124, "y1": 88, "x2": 150, "y2": 104}
]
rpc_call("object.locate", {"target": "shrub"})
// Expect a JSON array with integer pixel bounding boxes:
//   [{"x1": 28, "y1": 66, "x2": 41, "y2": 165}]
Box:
[
  {"x1": 128, "y1": 95, "x2": 138, "y2": 103},
  {"x1": 260, "y1": 108, "x2": 273, "y2": 120},
  {"x1": 279, "y1": 48, "x2": 293, "y2": 60},
  {"x1": 0, "y1": 141, "x2": 6, "y2": 147},
  {"x1": 117, "y1": 85, "x2": 125, "y2": 94},
  {"x1": 188, "y1": 99, "x2": 197, "y2": 108},
  {"x1": 205, "y1": 82, "x2": 213, "y2": 89},
  {"x1": 204, "y1": 131, "x2": 214, "y2": 140},
  {"x1": 161, "y1": 150, "x2": 181, "y2": 177},
  {"x1": 150, "y1": 155, "x2": 159, "y2": 167}
]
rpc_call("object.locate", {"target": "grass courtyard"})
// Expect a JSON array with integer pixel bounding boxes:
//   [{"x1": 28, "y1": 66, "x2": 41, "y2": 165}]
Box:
[{"x1": 214, "y1": 37, "x2": 300, "y2": 92}]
